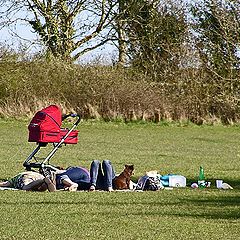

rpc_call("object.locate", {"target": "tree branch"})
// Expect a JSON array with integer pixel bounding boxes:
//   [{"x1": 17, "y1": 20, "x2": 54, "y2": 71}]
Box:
[
  {"x1": 72, "y1": 37, "x2": 114, "y2": 60},
  {"x1": 74, "y1": 0, "x2": 117, "y2": 51}
]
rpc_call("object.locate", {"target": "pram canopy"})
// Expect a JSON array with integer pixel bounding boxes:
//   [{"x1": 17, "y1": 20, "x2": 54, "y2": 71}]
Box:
[{"x1": 28, "y1": 105, "x2": 78, "y2": 144}]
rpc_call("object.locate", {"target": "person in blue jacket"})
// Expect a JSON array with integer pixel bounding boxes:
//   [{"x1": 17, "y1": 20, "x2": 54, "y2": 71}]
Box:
[{"x1": 55, "y1": 166, "x2": 90, "y2": 191}]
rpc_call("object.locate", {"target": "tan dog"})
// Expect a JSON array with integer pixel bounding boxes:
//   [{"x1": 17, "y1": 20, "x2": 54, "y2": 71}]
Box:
[{"x1": 114, "y1": 164, "x2": 134, "y2": 190}]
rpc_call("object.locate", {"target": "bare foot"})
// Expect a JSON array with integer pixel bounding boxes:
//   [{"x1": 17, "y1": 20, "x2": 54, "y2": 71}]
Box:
[{"x1": 68, "y1": 183, "x2": 78, "y2": 192}]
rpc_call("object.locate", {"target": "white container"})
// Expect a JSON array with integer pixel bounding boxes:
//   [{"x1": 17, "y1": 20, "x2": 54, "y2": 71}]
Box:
[
  {"x1": 216, "y1": 180, "x2": 223, "y2": 189},
  {"x1": 169, "y1": 175, "x2": 186, "y2": 187}
]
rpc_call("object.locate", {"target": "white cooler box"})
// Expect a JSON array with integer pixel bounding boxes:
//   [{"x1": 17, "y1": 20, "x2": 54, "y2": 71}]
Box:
[{"x1": 160, "y1": 174, "x2": 186, "y2": 187}]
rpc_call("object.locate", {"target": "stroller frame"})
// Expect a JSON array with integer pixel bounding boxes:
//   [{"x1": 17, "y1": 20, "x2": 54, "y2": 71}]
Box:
[{"x1": 23, "y1": 111, "x2": 80, "y2": 172}]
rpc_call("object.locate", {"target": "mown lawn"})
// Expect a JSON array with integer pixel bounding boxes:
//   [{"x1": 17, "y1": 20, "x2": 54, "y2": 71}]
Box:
[{"x1": 0, "y1": 119, "x2": 239, "y2": 240}]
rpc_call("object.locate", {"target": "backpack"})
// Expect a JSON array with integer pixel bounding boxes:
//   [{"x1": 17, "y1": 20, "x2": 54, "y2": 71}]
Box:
[{"x1": 135, "y1": 174, "x2": 164, "y2": 191}]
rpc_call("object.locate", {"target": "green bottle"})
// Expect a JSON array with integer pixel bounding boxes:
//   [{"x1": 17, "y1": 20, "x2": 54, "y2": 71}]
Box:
[{"x1": 198, "y1": 166, "x2": 206, "y2": 188}]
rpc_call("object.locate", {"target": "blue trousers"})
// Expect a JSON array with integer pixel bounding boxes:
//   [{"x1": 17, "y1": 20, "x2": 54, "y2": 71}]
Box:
[{"x1": 90, "y1": 160, "x2": 116, "y2": 190}]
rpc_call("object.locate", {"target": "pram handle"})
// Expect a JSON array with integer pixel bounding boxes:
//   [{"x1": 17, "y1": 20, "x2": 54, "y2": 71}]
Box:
[{"x1": 62, "y1": 113, "x2": 81, "y2": 126}]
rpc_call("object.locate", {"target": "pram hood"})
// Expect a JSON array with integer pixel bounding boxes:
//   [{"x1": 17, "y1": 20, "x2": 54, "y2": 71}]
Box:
[
  {"x1": 28, "y1": 105, "x2": 79, "y2": 144},
  {"x1": 28, "y1": 105, "x2": 62, "y2": 143},
  {"x1": 40, "y1": 105, "x2": 62, "y2": 127},
  {"x1": 29, "y1": 105, "x2": 62, "y2": 132}
]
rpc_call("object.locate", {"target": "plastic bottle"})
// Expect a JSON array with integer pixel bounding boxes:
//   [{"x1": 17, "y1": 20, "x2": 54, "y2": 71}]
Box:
[{"x1": 198, "y1": 166, "x2": 206, "y2": 189}]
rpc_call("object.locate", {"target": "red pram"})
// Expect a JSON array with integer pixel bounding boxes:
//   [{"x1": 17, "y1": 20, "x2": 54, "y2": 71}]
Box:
[{"x1": 23, "y1": 105, "x2": 80, "y2": 171}]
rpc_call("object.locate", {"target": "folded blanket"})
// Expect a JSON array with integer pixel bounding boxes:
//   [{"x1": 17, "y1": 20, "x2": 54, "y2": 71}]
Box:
[{"x1": 0, "y1": 187, "x2": 19, "y2": 190}]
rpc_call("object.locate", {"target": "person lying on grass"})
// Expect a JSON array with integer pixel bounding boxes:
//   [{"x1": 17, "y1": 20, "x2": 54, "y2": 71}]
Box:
[
  {"x1": 52, "y1": 166, "x2": 90, "y2": 192},
  {"x1": 0, "y1": 166, "x2": 90, "y2": 192},
  {"x1": 89, "y1": 160, "x2": 134, "y2": 192},
  {"x1": 89, "y1": 160, "x2": 116, "y2": 192},
  {"x1": 0, "y1": 171, "x2": 55, "y2": 191}
]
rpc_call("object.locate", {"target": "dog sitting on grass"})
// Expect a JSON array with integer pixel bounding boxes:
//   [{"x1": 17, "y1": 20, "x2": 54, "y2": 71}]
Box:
[{"x1": 114, "y1": 164, "x2": 134, "y2": 190}]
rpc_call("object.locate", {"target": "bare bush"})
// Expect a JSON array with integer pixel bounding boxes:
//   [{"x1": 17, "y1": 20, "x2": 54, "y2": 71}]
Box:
[{"x1": 0, "y1": 52, "x2": 239, "y2": 124}]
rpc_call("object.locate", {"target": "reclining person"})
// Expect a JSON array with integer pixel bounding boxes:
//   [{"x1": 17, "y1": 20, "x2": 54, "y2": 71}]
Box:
[
  {"x1": 89, "y1": 160, "x2": 116, "y2": 192},
  {"x1": 89, "y1": 160, "x2": 135, "y2": 192},
  {"x1": 54, "y1": 166, "x2": 90, "y2": 192},
  {"x1": 0, "y1": 165, "x2": 90, "y2": 192},
  {"x1": 0, "y1": 171, "x2": 55, "y2": 191}
]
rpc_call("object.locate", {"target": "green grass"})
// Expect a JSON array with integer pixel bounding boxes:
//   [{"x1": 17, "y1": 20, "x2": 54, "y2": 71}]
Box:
[{"x1": 0, "y1": 119, "x2": 240, "y2": 240}]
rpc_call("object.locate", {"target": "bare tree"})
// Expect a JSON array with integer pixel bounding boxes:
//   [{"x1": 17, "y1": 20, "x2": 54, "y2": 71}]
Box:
[
  {"x1": 0, "y1": 0, "x2": 117, "y2": 61},
  {"x1": 114, "y1": 0, "x2": 128, "y2": 66},
  {"x1": 122, "y1": 0, "x2": 188, "y2": 80},
  {"x1": 191, "y1": 0, "x2": 240, "y2": 78}
]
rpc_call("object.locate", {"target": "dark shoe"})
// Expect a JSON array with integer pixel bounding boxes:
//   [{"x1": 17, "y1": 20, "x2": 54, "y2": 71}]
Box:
[{"x1": 89, "y1": 185, "x2": 96, "y2": 191}]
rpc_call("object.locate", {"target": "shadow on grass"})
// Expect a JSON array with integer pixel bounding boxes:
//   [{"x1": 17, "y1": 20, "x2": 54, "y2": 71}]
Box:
[
  {"x1": 190, "y1": 136, "x2": 220, "y2": 143},
  {"x1": 0, "y1": 194, "x2": 239, "y2": 220},
  {"x1": 175, "y1": 195, "x2": 240, "y2": 220},
  {"x1": 185, "y1": 196, "x2": 240, "y2": 206}
]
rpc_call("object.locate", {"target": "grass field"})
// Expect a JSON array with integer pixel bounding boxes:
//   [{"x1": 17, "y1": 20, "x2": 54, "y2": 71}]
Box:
[{"x1": 0, "y1": 119, "x2": 240, "y2": 240}]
